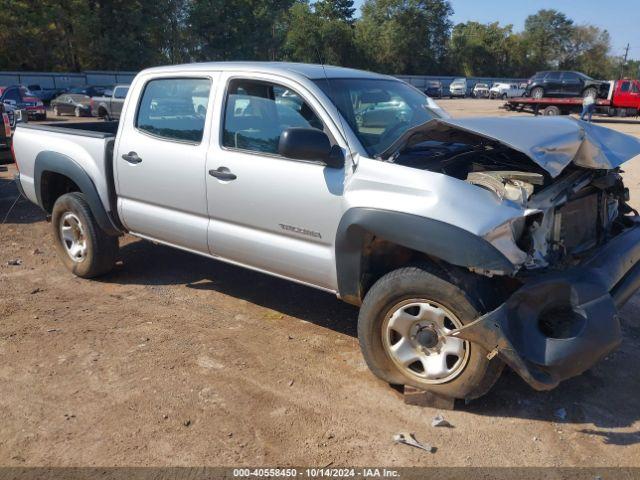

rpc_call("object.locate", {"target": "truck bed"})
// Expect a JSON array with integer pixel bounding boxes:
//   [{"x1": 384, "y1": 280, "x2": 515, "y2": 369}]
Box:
[
  {"x1": 12, "y1": 121, "x2": 118, "y2": 219},
  {"x1": 17, "y1": 121, "x2": 119, "y2": 138}
]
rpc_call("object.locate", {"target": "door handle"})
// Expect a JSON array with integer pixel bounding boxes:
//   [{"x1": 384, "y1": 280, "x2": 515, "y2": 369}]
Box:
[
  {"x1": 122, "y1": 151, "x2": 142, "y2": 164},
  {"x1": 208, "y1": 166, "x2": 237, "y2": 181}
]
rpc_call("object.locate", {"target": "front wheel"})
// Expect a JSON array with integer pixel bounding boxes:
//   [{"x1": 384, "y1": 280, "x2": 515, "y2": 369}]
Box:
[
  {"x1": 52, "y1": 192, "x2": 118, "y2": 278},
  {"x1": 357, "y1": 265, "x2": 504, "y2": 400}
]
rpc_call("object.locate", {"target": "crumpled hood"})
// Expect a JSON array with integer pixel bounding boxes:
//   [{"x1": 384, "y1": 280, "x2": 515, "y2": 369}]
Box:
[{"x1": 383, "y1": 116, "x2": 640, "y2": 177}]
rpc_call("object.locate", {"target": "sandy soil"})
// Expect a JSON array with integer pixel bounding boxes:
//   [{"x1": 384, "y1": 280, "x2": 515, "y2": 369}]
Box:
[{"x1": 1, "y1": 100, "x2": 640, "y2": 467}]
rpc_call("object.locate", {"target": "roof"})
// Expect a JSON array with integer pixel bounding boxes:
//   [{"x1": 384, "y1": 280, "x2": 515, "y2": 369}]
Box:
[{"x1": 139, "y1": 61, "x2": 396, "y2": 81}]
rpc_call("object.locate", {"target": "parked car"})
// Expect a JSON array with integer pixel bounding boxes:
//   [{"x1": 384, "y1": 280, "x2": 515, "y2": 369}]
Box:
[
  {"x1": 27, "y1": 84, "x2": 61, "y2": 104},
  {"x1": 525, "y1": 71, "x2": 610, "y2": 99},
  {"x1": 489, "y1": 82, "x2": 525, "y2": 99},
  {"x1": 12, "y1": 62, "x2": 640, "y2": 402},
  {"x1": 472, "y1": 83, "x2": 490, "y2": 98},
  {"x1": 91, "y1": 85, "x2": 130, "y2": 120},
  {"x1": 51, "y1": 92, "x2": 93, "y2": 117},
  {"x1": 355, "y1": 95, "x2": 411, "y2": 128},
  {"x1": 0, "y1": 102, "x2": 12, "y2": 163},
  {"x1": 0, "y1": 85, "x2": 46, "y2": 120},
  {"x1": 424, "y1": 80, "x2": 443, "y2": 98},
  {"x1": 449, "y1": 78, "x2": 467, "y2": 97}
]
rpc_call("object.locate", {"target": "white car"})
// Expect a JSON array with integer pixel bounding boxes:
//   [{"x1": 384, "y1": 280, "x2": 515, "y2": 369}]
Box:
[
  {"x1": 490, "y1": 82, "x2": 525, "y2": 99},
  {"x1": 449, "y1": 78, "x2": 467, "y2": 98},
  {"x1": 472, "y1": 83, "x2": 490, "y2": 98}
]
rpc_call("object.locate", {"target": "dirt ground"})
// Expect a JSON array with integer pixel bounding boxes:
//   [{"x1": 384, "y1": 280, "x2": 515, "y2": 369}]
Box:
[{"x1": 1, "y1": 99, "x2": 640, "y2": 467}]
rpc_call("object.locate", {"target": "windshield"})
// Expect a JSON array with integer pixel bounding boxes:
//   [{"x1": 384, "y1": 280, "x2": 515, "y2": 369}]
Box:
[{"x1": 314, "y1": 78, "x2": 442, "y2": 158}]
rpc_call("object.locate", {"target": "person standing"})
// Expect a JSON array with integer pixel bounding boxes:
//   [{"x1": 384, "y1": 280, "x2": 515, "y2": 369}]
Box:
[{"x1": 581, "y1": 94, "x2": 596, "y2": 122}]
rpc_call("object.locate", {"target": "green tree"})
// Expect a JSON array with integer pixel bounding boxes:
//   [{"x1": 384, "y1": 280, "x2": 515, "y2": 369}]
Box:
[
  {"x1": 448, "y1": 21, "x2": 520, "y2": 77},
  {"x1": 522, "y1": 9, "x2": 574, "y2": 71},
  {"x1": 282, "y1": 0, "x2": 356, "y2": 66},
  {"x1": 560, "y1": 25, "x2": 613, "y2": 79},
  {"x1": 187, "y1": 0, "x2": 293, "y2": 61},
  {"x1": 315, "y1": 0, "x2": 356, "y2": 23},
  {"x1": 355, "y1": 0, "x2": 453, "y2": 75}
]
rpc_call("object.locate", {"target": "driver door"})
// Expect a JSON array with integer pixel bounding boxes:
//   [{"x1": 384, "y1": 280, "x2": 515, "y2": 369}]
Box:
[{"x1": 206, "y1": 74, "x2": 346, "y2": 290}]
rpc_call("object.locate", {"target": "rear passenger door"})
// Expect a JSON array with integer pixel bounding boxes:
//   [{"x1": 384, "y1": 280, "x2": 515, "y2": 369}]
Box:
[
  {"x1": 544, "y1": 72, "x2": 562, "y2": 96},
  {"x1": 205, "y1": 74, "x2": 347, "y2": 290},
  {"x1": 114, "y1": 74, "x2": 218, "y2": 253},
  {"x1": 561, "y1": 72, "x2": 582, "y2": 96}
]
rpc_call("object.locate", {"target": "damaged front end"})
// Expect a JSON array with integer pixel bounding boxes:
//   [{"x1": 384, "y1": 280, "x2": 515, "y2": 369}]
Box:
[{"x1": 385, "y1": 116, "x2": 640, "y2": 390}]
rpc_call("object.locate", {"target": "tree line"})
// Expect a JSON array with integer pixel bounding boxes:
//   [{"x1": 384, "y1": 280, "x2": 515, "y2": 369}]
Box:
[{"x1": 0, "y1": 0, "x2": 636, "y2": 80}]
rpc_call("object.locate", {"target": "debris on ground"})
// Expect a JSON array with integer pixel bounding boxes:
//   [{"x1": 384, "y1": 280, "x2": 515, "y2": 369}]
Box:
[
  {"x1": 555, "y1": 408, "x2": 567, "y2": 420},
  {"x1": 183, "y1": 419, "x2": 192, "y2": 427},
  {"x1": 7, "y1": 259, "x2": 22, "y2": 266},
  {"x1": 30, "y1": 288, "x2": 42, "y2": 294},
  {"x1": 32, "y1": 248, "x2": 42, "y2": 255},
  {"x1": 393, "y1": 433, "x2": 434, "y2": 453},
  {"x1": 288, "y1": 379, "x2": 294, "y2": 387},
  {"x1": 431, "y1": 414, "x2": 453, "y2": 428}
]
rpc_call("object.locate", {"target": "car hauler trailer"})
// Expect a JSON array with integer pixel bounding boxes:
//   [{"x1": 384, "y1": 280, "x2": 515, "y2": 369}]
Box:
[{"x1": 504, "y1": 79, "x2": 640, "y2": 117}]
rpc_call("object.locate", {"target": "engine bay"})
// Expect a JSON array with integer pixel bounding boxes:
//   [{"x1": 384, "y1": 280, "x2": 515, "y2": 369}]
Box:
[{"x1": 389, "y1": 140, "x2": 635, "y2": 272}]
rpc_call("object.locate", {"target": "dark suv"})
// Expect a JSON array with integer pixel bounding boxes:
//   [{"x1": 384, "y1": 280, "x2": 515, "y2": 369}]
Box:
[{"x1": 525, "y1": 71, "x2": 610, "y2": 99}]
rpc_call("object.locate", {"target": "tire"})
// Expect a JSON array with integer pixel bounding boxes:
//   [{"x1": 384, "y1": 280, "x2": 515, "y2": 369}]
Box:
[
  {"x1": 531, "y1": 87, "x2": 544, "y2": 99},
  {"x1": 51, "y1": 192, "x2": 118, "y2": 278},
  {"x1": 501, "y1": 93, "x2": 508, "y2": 100},
  {"x1": 582, "y1": 87, "x2": 598, "y2": 99},
  {"x1": 357, "y1": 265, "x2": 504, "y2": 400},
  {"x1": 543, "y1": 105, "x2": 561, "y2": 116}
]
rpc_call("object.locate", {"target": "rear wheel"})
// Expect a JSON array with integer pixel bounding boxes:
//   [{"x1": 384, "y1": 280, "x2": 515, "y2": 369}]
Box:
[
  {"x1": 501, "y1": 93, "x2": 508, "y2": 100},
  {"x1": 543, "y1": 105, "x2": 561, "y2": 116},
  {"x1": 52, "y1": 192, "x2": 118, "y2": 278},
  {"x1": 531, "y1": 87, "x2": 544, "y2": 99},
  {"x1": 357, "y1": 265, "x2": 504, "y2": 400}
]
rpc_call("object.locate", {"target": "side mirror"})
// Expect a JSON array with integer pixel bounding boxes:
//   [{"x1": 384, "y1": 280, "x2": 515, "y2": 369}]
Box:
[{"x1": 278, "y1": 127, "x2": 344, "y2": 169}]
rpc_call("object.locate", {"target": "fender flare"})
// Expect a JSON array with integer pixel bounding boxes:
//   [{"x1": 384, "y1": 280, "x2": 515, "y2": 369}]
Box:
[
  {"x1": 335, "y1": 207, "x2": 515, "y2": 305},
  {"x1": 34, "y1": 151, "x2": 121, "y2": 236}
]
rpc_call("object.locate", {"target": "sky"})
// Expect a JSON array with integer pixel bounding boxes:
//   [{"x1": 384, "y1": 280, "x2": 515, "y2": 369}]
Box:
[{"x1": 352, "y1": 0, "x2": 639, "y2": 60}]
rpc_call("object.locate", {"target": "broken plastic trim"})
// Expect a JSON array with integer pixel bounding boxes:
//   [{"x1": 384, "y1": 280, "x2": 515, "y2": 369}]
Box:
[{"x1": 449, "y1": 220, "x2": 640, "y2": 390}]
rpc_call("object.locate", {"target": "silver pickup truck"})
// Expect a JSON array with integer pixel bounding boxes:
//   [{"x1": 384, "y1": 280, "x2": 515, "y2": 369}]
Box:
[
  {"x1": 91, "y1": 85, "x2": 130, "y2": 121},
  {"x1": 12, "y1": 62, "x2": 640, "y2": 401}
]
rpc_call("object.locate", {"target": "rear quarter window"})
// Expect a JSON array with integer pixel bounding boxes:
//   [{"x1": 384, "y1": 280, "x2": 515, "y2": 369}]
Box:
[{"x1": 136, "y1": 78, "x2": 211, "y2": 143}]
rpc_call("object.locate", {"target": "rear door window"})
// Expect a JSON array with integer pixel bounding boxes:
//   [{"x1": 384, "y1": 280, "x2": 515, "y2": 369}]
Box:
[{"x1": 136, "y1": 78, "x2": 211, "y2": 143}]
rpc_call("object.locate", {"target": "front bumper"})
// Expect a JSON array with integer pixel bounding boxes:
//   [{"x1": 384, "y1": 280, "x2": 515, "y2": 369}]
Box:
[
  {"x1": 451, "y1": 219, "x2": 640, "y2": 390},
  {"x1": 26, "y1": 108, "x2": 46, "y2": 119}
]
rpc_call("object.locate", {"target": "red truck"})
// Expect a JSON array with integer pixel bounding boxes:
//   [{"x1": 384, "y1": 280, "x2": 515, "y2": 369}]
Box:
[{"x1": 505, "y1": 79, "x2": 640, "y2": 117}]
